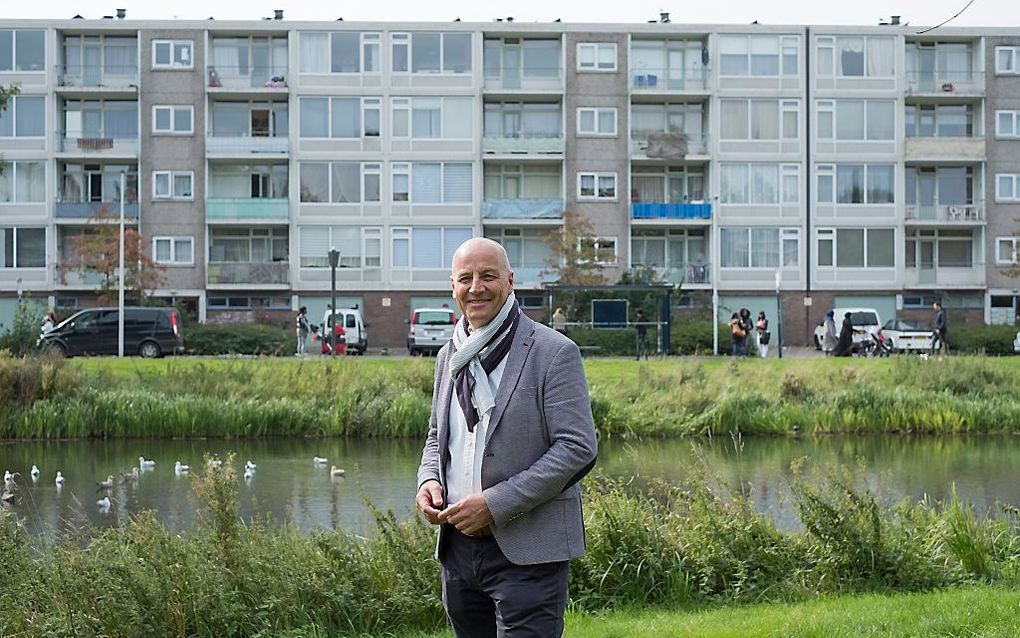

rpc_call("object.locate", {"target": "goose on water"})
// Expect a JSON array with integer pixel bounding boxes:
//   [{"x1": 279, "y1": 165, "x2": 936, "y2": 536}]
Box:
[
  {"x1": 139, "y1": 457, "x2": 156, "y2": 469},
  {"x1": 96, "y1": 496, "x2": 111, "y2": 511},
  {"x1": 243, "y1": 466, "x2": 255, "y2": 480},
  {"x1": 245, "y1": 460, "x2": 257, "y2": 471},
  {"x1": 97, "y1": 475, "x2": 115, "y2": 490},
  {"x1": 3, "y1": 470, "x2": 13, "y2": 485},
  {"x1": 174, "y1": 461, "x2": 190, "y2": 475},
  {"x1": 330, "y1": 465, "x2": 346, "y2": 478},
  {"x1": 313, "y1": 456, "x2": 328, "y2": 465},
  {"x1": 55, "y1": 471, "x2": 65, "y2": 486},
  {"x1": 30, "y1": 465, "x2": 40, "y2": 480}
]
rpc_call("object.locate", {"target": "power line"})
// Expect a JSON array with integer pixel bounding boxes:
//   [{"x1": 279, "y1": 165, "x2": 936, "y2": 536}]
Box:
[{"x1": 916, "y1": 0, "x2": 977, "y2": 34}]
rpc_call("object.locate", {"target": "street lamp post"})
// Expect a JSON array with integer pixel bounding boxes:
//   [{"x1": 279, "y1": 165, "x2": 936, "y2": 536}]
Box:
[
  {"x1": 328, "y1": 248, "x2": 340, "y2": 356},
  {"x1": 775, "y1": 269, "x2": 783, "y2": 359},
  {"x1": 118, "y1": 171, "x2": 126, "y2": 358}
]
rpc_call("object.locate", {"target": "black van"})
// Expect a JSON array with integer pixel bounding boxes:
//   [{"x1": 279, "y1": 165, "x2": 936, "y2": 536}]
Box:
[{"x1": 38, "y1": 307, "x2": 184, "y2": 358}]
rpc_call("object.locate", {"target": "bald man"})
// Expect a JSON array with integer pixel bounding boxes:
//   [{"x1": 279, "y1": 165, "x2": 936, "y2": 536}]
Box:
[{"x1": 415, "y1": 238, "x2": 598, "y2": 637}]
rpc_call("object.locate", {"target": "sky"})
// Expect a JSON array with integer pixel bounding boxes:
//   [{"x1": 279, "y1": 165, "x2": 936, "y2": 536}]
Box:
[{"x1": 3, "y1": 0, "x2": 1016, "y2": 28}]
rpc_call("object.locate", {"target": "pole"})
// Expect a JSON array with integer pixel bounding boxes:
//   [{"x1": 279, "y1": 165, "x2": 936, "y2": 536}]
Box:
[
  {"x1": 118, "y1": 171, "x2": 126, "y2": 357},
  {"x1": 328, "y1": 248, "x2": 339, "y2": 356},
  {"x1": 775, "y1": 269, "x2": 783, "y2": 359}
]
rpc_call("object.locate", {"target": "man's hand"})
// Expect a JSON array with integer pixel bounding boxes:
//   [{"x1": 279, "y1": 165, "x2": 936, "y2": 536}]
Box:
[
  {"x1": 438, "y1": 492, "x2": 494, "y2": 536},
  {"x1": 415, "y1": 480, "x2": 445, "y2": 525}
]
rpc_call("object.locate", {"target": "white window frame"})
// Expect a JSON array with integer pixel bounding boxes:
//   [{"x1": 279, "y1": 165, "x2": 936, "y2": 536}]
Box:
[
  {"x1": 577, "y1": 42, "x2": 617, "y2": 72},
  {"x1": 995, "y1": 110, "x2": 1020, "y2": 138},
  {"x1": 576, "y1": 107, "x2": 617, "y2": 136},
  {"x1": 995, "y1": 46, "x2": 1020, "y2": 75},
  {"x1": 390, "y1": 32, "x2": 472, "y2": 75},
  {"x1": 0, "y1": 227, "x2": 46, "y2": 269},
  {"x1": 720, "y1": 99, "x2": 798, "y2": 141},
  {"x1": 720, "y1": 227, "x2": 799, "y2": 269},
  {"x1": 579, "y1": 236, "x2": 618, "y2": 265},
  {"x1": 390, "y1": 226, "x2": 474, "y2": 269},
  {"x1": 719, "y1": 34, "x2": 799, "y2": 78},
  {"x1": 0, "y1": 95, "x2": 45, "y2": 138},
  {"x1": 0, "y1": 160, "x2": 45, "y2": 203},
  {"x1": 816, "y1": 99, "x2": 895, "y2": 141},
  {"x1": 577, "y1": 172, "x2": 617, "y2": 201},
  {"x1": 817, "y1": 35, "x2": 895, "y2": 78},
  {"x1": 151, "y1": 40, "x2": 193, "y2": 70},
  {"x1": 816, "y1": 227, "x2": 895, "y2": 269},
  {"x1": 152, "y1": 105, "x2": 194, "y2": 135},
  {"x1": 996, "y1": 236, "x2": 1020, "y2": 265},
  {"x1": 152, "y1": 170, "x2": 194, "y2": 200},
  {"x1": 719, "y1": 163, "x2": 800, "y2": 205},
  {"x1": 816, "y1": 163, "x2": 896, "y2": 205},
  {"x1": 0, "y1": 29, "x2": 46, "y2": 73},
  {"x1": 997, "y1": 174, "x2": 1020, "y2": 202},
  {"x1": 152, "y1": 236, "x2": 194, "y2": 265}
]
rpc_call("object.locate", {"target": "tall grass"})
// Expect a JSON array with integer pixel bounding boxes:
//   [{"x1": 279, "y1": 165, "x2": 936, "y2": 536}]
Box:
[{"x1": 2, "y1": 463, "x2": 1020, "y2": 636}]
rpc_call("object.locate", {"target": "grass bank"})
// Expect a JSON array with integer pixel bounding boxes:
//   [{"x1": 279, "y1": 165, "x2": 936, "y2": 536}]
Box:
[
  {"x1": 3, "y1": 461, "x2": 1020, "y2": 637},
  {"x1": 2, "y1": 354, "x2": 1020, "y2": 439}
]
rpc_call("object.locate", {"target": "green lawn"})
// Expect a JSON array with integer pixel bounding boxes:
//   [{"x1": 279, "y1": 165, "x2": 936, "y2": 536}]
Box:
[{"x1": 397, "y1": 586, "x2": 1020, "y2": 638}]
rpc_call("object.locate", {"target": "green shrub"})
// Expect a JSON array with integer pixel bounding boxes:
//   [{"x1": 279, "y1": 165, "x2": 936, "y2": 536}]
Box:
[
  {"x1": 0, "y1": 300, "x2": 45, "y2": 356},
  {"x1": 947, "y1": 324, "x2": 1017, "y2": 356},
  {"x1": 185, "y1": 323, "x2": 291, "y2": 356},
  {"x1": 670, "y1": 320, "x2": 714, "y2": 354},
  {"x1": 560, "y1": 320, "x2": 713, "y2": 356}
]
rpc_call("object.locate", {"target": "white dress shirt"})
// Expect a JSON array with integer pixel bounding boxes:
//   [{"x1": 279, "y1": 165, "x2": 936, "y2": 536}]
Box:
[{"x1": 445, "y1": 357, "x2": 507, "y2": 506}]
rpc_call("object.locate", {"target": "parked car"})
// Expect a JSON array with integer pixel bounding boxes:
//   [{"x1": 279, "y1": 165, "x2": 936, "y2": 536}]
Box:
[
  {"x1": 38, "y1": 307, "x2": 184, "y2": 358},
  {"x1": 813, "y1": 308, "x2": 882, "y2": 350},
  {"x1": 1014, "y1": 330, "x2": 1020, "y2": 354},
  {"x1": 321, "y1": 308, "x2": 367, "y2": 355},
  {"x1": 408, "y1": 307, "x2": 458, "y2": 356},
  {"x1": 882, "y1": 319, "x2": 934, "y2": 352}
]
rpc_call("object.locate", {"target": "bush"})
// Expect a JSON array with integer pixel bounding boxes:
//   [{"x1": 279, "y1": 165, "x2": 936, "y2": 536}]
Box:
[
  {"x1": 947, "y1": 324, "x2": 1017, "y2": 356},
  {"x1": 0, "y1": 300, "x2": 45, "y2": 356},
  {"x1": 561, "y1": 320, "x2": 714, "y2": 356},
  {"x1": 185, "y1": 323, "x2": 292, "y2": 356},
  {"x1": 670, "y1": 320, "x2": 714, "y2": 355}
]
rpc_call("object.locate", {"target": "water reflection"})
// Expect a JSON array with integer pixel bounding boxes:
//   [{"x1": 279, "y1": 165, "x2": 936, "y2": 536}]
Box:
[{"x1": 2, "y1": 435, "x2": 1020, "y2": 537}]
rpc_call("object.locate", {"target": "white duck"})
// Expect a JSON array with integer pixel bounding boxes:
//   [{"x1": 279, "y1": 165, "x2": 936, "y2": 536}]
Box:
[
  {"x1": 313, "y1": 456, "x2": 328, "y2": 465},
  {"x1": 243, "y1": 466, "x2": 255, "y2": 480},
  {"x1": 96, "y1": 495, "x2": 111, "y2": 511},
  {"x1": 245, "y1": 460, "x2": 257, "y2": 471},
  {"x1": 138, "y1": 457, "x2": 156, "y2": 469},
  {"x1": 330, "y1": 465, "x2": 346, "y2": 478},
  {"x1": 30, "y1": 465, "x2": 40, "y2": 480},
  {"x1": 97, "y1": 475, "x2": 115, "y2": 490},
  {"x1": 174, "y1": 461, "x2": 190, "y2": 475},
  {"x1": 55, "y1": 471, "x2": 65, "y2": 486},
  {"x1": 3, "y1": 470, "x2": 13, "y2": 486}
]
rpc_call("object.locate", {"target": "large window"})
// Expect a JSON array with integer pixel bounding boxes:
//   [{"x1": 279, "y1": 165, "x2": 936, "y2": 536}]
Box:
[
  {"x1": 299, "y1": 226, "x2": 381, "y2": 268},
  {"x1": 817, "y1": 100, "x2": 895, "y2": 140},
  {"x1": 60, "y1": 164, "x2": 137, "y2": 203},
  {"x1": 905, "y1": 42, "x2": 973, "y2": 81},
  {"x1": 153, "y1": 237, "x2": 194, "y2": 265},
  {"x1": 577, "y1": 172, "x2": 617, "y2": 200},
  {"x1": 719, "y1": 35, "x2": 798, "y2": 77},
  {"x1": 577, "y1": 42, "x2": 617, "y2": 71},
  {"x1": 631, "y1": 228, "x2": 708, "y2": 273},
  {"x1": 0, "y1": 95, "x2": 44, "y2": 137},
  {"x1": 720, "y1": 99, "x2": 798, "y2": 140},
  {"x1": 576, "y1": 107, "x2": 617, "y2": 136},
  {"x1": 906, "y1": 229, "x2": 974, "y2": 268},
  {"x1": 152, "y1": 171, "x2": 193, "y2": 200},
  {"x1": 0, "y1": 227, "x2": 45, "y2": 268},
  {"x1": 630, "y1": 103, "x2": 705, "y2": 141},
  {"x1": 631, "y1": 167, "x2": 704, "y2": 203},
  {"x1": 209, "y1": 227, "x2": 288, "y2": 263},
  {"x1": 996, "y1": 174, "x2": 1020, "y2": 202},
  {"x1": 484, "y1": 38, "x2": 560, "y2": 79},
  {"x1": 0, "y1": 161, "x2": 45, "y2": 203},
  {"x1": 483, "y1": 102, "x2": 561, "y2": 138},
  {"x1": 299, "y1": 97, "x2": 381, "y2": 138},
  {"x1": 486, "y1": 228, "x2": 553, "y2": 269},
  {"x1": 817, "y1": 164, "x2": 895, "y2": 204},
  {"x1": 152, "y1": 40, "x2": 193, "y2": 69},
  {"x1": 484, "y1": 164, "x2": 560, "y2": 199},
  {"x1": 63, "y1": 35, "x2": 137, "y2": 79},
  {"x1": 905, "y1": 167, "x2": 974, "y2": 206},
  {"x1": 817, "y1": 228, "x2": 894, "y2": 268},
  {"x1": 299, "y1": 162, "x2": 380, "y2": 204},
  {"x1": 906, "y1": 104, "x2": 973, "y2": 138},
  {"x1": 817, "y1": 36, "x2": 894, "y2": 77},
  {"x1": 630, "y1": 39, "x2": 706, "y2": 87},
  {"x1": 391, "y1": 226, "x2": 473, "y2": 269},
  {"x1": 0, "y1": 30, "x2": 45, "y2": 71},
  {"x1": 211, "y1": 36, "x2": 287, "y2": 77},
  {"x1": 391, "y1": 97, "x2": 472, "y2": 139},
  {"x1": 720, "y1": 227, "x2": 799, "y2": 268},
  {"x1": 390, "y1": 163, "x2": 472, "y2": 203},
  {"x1": 720, "y1": 163, "x2": 799, "y2": 204},
  {"x1": 996, "y1": 46, "x2": 1020, "y2": 75},
  {"x1": 152, "y1": 105, "x2": 194, "y2": 135},
  {"x1": 62, "y1": 99, "x2": 136, "y2": 139},
  {"x1": 209, "y1": 164, "x2": 288, "y2": 199},
  {"x1": 391, "y1": 32, "x2": 471, "y2": 74},
  {"x1": 212, "y1": 101, "x2": 287, "y2": 137},
  {"x1": 299, "y1": 32, "x2": 381, "y2": 74}
]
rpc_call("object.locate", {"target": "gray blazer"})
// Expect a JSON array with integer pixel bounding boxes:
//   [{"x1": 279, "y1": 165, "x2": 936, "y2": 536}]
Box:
[{"x1": 417, "y1": 314, "x2": 598, "y2": 565}]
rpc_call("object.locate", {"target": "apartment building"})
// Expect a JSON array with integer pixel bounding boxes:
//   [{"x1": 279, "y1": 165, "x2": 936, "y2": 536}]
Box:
[{"x1": 1, "y1": 13, "x2": 1019, "y2": 346}]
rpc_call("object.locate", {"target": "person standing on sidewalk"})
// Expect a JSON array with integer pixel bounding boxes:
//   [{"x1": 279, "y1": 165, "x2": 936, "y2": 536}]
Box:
[
  {"x1": 755, "y1": 311, "x2": 770, "y2": 358},
  {"x1": 932, "y1": 301, "x2": 948, "y2": 356},
  {"x1": 295, "y1": 306, "x2": 309, "y2": 356},
  {"x1": 634, "y1": 309, "x2": 649, "y2": 360}
]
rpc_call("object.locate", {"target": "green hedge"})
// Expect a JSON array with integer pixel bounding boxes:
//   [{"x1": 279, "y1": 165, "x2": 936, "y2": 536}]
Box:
[
  {"x1": 185, "y1": 323, "x2": 292, "y2": 356},
  {"x1": 562, "y1": 321, "x2": 714, "y2": 356},
  {"x1": 948, "y1": 324, "x2": 1017, "y2": 356}
]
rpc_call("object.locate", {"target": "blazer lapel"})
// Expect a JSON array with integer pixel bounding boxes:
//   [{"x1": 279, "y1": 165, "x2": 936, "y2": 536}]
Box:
[
  {"x1": 437, "y1": 368, "x2": 454, "y2": 478},
  {"x1": 484, "y1": 317, "x2": 535, "y2": 446}
]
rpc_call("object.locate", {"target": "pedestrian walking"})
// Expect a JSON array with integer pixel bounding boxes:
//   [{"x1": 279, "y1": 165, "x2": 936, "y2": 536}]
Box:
[
  {"x1": 729, "y1": 312, "x2": 747, "y2": 357},
  {"x1": 755, "y1": 311, "x2": 770, "y2": 358},
  {"x1": 822, "y1": 310, "x2": 838, "y2": 356},
  {"x1": 634, "y1": 309, "x2": 649, "y2": 360},
  {"x1": 835, "y1": 312, "x2": 854, "y2": 357},
  {"x1": 739, "y1": 308, "x2": 753, "y2": 356},
  {"x1": 931, "y1": 301, "x2": 948, "y2": 356},
  {"x1": 295, "y1": 306, "x2": 309, "y2": 356}
]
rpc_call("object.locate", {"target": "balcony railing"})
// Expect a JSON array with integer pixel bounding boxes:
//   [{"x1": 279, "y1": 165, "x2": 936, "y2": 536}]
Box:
[
  {"x1": 482, "y1": 198, "x2": 564, "y2": 219},
  {"x1": 904, "y1": 263, "x2": 985, "y2": 287},
  {"x1": 57, "y1": 131, "x2": 139, "y2": 154},
  {"x1": 56, "y1": 64, "x2": 139, "y2": 88},
  {"x1": 482, "y1": 135, "x2": 564, "y2": 155},
  {"x1": 206, "y1": 136, "x2": 289, "y2": 154},
  {"x1": 206, "y1": 198, "x2": 289, "y2": 221},
  {"x1": 207, "y1": 261, "x2": 289, "y2": 285},
  {"x1": 55, "y1": 201, "x2": 139, "y2": 219},
  {"x1": 904, "y1": 203, "x2": 983, "y2": 223},
  {"x1": 630, "y1": 67, "x2": 709, "y2": 91},
  {"x1": 55, "y1": 266, "x2": 106, "y2": 287},
  {"x1": 207, "y1": 65, "x2": 288, "y2": 89},
  {"x1": 630, "y1": 134, "x2": 709, "y2": 158},
  {"x1": 905, "y1": 70, "x2": 984, "y2": 95},
  {"x1": 631, "y1": 202, "x2": 712, "y2": 220},
  {"x1": 482, "y1": 67, "x2": 562, "y2": 91}
]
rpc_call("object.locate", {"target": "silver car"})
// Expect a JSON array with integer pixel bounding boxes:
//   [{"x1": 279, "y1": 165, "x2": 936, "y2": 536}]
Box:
[{"x1": 407, "y1": 307, "x2": 458, "y2": 355}]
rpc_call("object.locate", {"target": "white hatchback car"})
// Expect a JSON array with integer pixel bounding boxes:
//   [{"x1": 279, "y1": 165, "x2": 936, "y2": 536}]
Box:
[
  {"x1": 882, "y1": 319, "x2": 934, "y2": 352},
  {"x1": 408, "y1": 307, "x2": 458, "y2": 356}
]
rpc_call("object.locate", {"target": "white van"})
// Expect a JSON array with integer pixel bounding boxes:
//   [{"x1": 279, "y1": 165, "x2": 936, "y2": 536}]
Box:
[
  {"x1": 408, "y1": 307, "x2": 458, "y2": 355},
  {"x1": 321, "y1": 308, "x2": 368, "y2": 355}
]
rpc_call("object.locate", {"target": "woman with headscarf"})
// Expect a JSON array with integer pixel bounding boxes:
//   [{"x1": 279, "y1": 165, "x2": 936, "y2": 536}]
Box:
[
  {"x1": 822, "y1": 309, "x2": 838, "y2": 356},
  {"x1": 834, "y1": 311, "x2": 854, "y2": 357}
]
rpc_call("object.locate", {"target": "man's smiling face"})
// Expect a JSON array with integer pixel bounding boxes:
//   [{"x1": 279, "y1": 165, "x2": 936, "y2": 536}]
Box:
[{"x1": 450, "y1": 238, "x2": 515, "y2": 330}]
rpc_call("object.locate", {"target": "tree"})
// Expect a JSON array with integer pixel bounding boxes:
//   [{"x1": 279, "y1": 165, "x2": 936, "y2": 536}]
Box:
[
  {"x1": 58, "y1": 207, "x2": 165, "y2": 305},
  {"x1": 542, "y1": 211, "x2": 607, "y2": 321}
]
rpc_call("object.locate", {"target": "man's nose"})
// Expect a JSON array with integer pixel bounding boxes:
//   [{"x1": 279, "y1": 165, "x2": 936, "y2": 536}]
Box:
[{"x1": 468, "y1": 275, "x2": 484, "y2": 292}]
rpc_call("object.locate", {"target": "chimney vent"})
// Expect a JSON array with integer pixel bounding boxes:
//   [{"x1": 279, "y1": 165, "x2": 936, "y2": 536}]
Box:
[
  {"x1": 116, "y1": 8, "x2": 126, "y2": 19},
  {"x1": 660, "y1": 12, "x2": 670, "y2": 23},
  {"x1": 274, "y1": 9, "x2": 284, "y2": 20},
  {"x1": 891, "y1": 15, "x2": 901, "y2": 25}
]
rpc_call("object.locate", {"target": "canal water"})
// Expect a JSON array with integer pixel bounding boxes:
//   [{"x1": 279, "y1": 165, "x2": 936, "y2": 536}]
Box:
[{"x1": 2, "y1": 435, "x2": 1019, "y2": 537}]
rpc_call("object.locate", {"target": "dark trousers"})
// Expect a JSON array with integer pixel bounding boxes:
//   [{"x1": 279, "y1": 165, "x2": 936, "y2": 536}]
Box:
[{"x1": 440, "y1": 526, "x2": 569, "y2": 638}]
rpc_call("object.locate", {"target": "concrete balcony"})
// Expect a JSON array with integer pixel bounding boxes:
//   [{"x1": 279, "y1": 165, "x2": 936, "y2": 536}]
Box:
[
  {"x1": 55, "y1": 201, "x2": 139, "y2": 220},
  {"x1": 206, "y1": 198, "x2": 290, "y2": 221},
  {"x1": 904, "y1": 136, "x2": 985, "y2": 160},
  {"x1": 57, "y1": 132, "x2": 139, "y2": 156},
  {"x1": 207, "y1": 65, "x2": 289, "y2": 91},
  {"x1": 55, "y1": 266, "x2": 105, "y2": 288},
  {"x1": 630, "y1": 135, "x2": 709, "y2": 159},
  {"x1": 631, "y1": 202, "x2": 712, "y2": 220},
  {"x1": 206, "y1": 136, "x2": 289, "y2": 154},
  {"x1": 904, "y1": 264, "x2": 985, "y2": 288},
  {"x1": 482, "y1": 198, "x2": 563, "y2": 220},
  {"x1": 482, "y1": 135, "x2": 564, "y2": 155},
  {"x1": 905, "y1": 71, "x2": 984, "y2": 96},
  {"x1": 482, "y1": 68, "x2": 562, "y2": 93},
  {"x1": 634, "y1": 263, "x2": 711, "y2": 285},
  {"x1": 630, "y1": 67, "x2": 710, "y2": 92},
  {"x1": 55, "y1": 64, "x2": 139, "y2": 91},
  {"x1": 904, "y1": 203, "x2": 983, "y2": 224},
  {"x1": 207, "y1": 261, "x2": 289, "y2": 286}
]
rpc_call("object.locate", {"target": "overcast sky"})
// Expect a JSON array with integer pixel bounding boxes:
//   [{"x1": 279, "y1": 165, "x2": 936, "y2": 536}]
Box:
[{"x1": 4, "y1": 0, "x2": 1013, "y2": 28}]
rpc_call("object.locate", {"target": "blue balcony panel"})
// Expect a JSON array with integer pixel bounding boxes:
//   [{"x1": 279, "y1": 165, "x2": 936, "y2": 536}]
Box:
[
  {"x1": 483, "y1": 198, "x2": 564, "y2": 219},
  {"x1": 631, "y1": 202, "x2": 712, "y2": 220}
]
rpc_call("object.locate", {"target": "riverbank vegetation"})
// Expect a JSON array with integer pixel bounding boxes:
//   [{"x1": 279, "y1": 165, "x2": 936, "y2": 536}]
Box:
[
  {"x1": 1, "y1": 354, "x2": 1020, "y2": 439},
  {"x1": 2, "y1": 460, "x2": 1019, "y2": 637}
]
